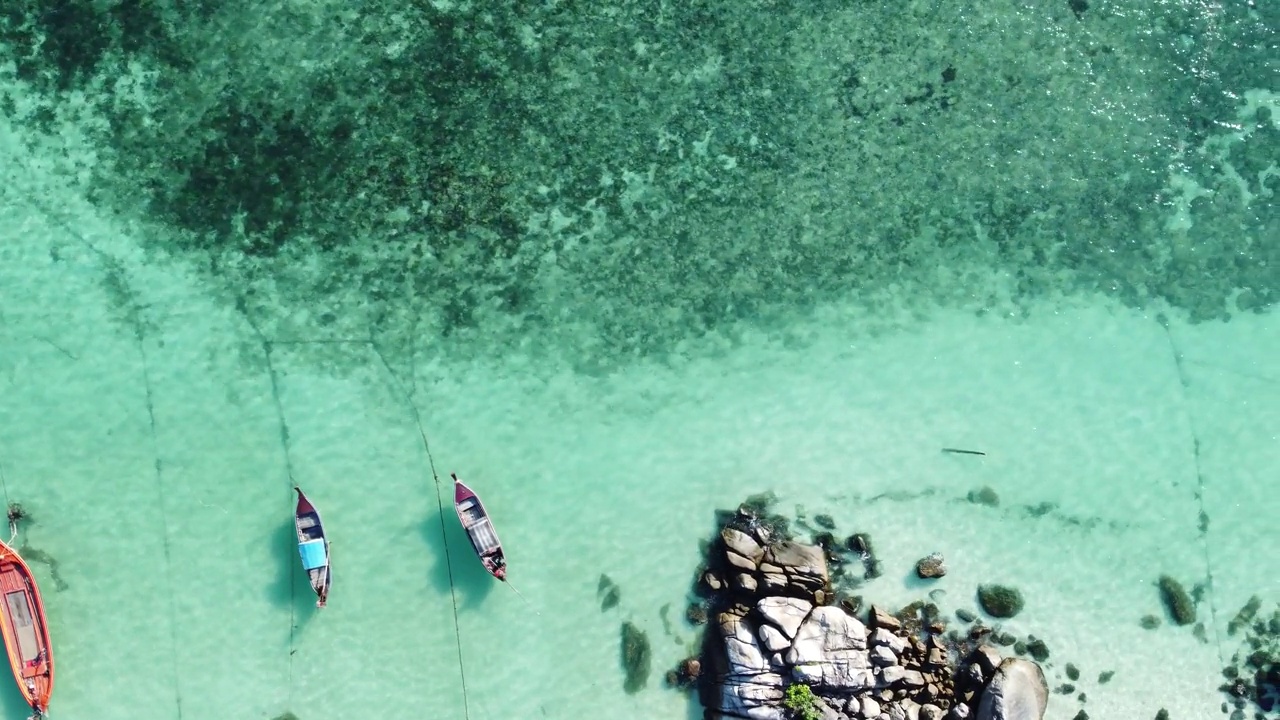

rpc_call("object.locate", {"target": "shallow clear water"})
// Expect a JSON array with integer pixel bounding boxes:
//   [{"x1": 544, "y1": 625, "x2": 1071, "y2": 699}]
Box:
[{"x1": 0, "y1": 2, "x2": 1276, "y2": 720}]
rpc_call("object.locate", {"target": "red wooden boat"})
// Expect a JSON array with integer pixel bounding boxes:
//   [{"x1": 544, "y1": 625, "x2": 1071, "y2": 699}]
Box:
[
  {"x1": 0, "y1": 538, "x2": 53, "y2": 719},
  {"x1": 293, "y1": 487, "x2": 332, "y2": 608},
  {"x1": 452, "y1": 474, "x2": 507, "y2": 581}
]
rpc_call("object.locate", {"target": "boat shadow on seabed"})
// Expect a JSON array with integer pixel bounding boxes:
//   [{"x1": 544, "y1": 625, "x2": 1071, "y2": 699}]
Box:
[
  {"x1": 423, "y1": 504, "x2": 495, "y2": 610},
  {"x1": 269, "y1": 518, "x2": 324, "y2": 627},
  {"x1": 0, "y1": 677, "x2": 34, "y2": 720}
]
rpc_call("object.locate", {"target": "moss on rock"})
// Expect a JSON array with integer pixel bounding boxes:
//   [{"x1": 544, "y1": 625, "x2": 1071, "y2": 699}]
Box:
[
  {"x1": 1157, "y1": 575, "x2": 1196, "y2": 626},
  {"x1": 620, "y1": 621, "x2": 651, "y2": 694},
  {"x1": 977, "y1": 584, "x2": 1024, "y2": 619}
]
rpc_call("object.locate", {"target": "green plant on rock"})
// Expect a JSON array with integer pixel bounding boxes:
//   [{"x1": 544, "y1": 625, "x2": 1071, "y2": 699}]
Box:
[{"x1": 783, "y1": 682, "x2": 821, "y2": 720}]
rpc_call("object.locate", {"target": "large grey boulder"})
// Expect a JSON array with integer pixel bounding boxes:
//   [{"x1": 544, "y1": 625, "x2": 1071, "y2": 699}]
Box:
[
  {"x1": 871, "y1": 626, "x2": 908, "y2": 654},
  {"x1": 756, "y1": 596, "x2": 812, "y2": 640},
  {"x1": 719, "y1": 610, "x2": 770, "y2": 675},
  {"x1": 758, "y1": 624, "x2": 791, "y2": 653},
  {"x1": 722, "y1": 528, "x2": 766, "y2": 570},
  {"x1": 786, "y1": 606, "x2": 873, "y2": 690},
  {"x1": 719, "y1": 672, "x2": 787, "y2": 720},
  {"x1": 975, "y1": 658, "x2": 1048, "y2": 720},
  {"x1": 715, "y1": 606, "x2": 787, "y2": 719},
  {"x1": 760, "y1": 541, "x2": 828, "y2": 598}
]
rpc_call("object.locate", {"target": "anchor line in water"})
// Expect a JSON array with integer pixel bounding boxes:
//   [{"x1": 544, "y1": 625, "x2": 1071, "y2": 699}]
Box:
[
  {"x1": 1160, "y1": 320, "x2": 1225, "y2": 666},
  {"x1": 135, "y1": 339, "x2": 186, "y2": 720},
  {"x1": 4, "y1": 186, "x2": 190, "y2": 715},
  {"x1": 0, "y1": 458, "x2": 14, "y2": 541},
  {"x1": 239, "y1": 308, "x2": 302, "y2": 705},
  {"x1": 368, "y1": 341, "x2": 471, "y2": 720},
  {"x1": 0, "y1": 458, "x2": 11, "y2": 510}
]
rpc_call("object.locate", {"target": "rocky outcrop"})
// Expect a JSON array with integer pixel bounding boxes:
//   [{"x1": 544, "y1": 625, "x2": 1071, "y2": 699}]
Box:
[{"x1": 694, "y1": 504, "x2": 1049, "y2": 720}]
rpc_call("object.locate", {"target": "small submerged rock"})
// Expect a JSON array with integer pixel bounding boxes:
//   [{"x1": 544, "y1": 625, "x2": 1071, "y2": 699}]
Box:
[
  {"x1": 978, "y1": 585, "x2": 1024, "y2": 619},
  {"x1": 967, "y1": 487, "x2": 1000, "y2": 507},
  {"x1": 686, "y1": 602, "x2": 708, "y2": 625},
  {"x1": 917, "y1": 552, "x2": 948, "y2": 579},
  {"x1": 666, "y1": 656, "x2": 702, "y2": 689},
  {"x1": 598, "y1": 574, "x2": 621, "y2": 611}
]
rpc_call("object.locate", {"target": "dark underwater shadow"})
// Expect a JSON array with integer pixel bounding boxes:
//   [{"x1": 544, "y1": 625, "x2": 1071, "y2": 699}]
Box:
[
  {"x1": 422, "y1": 503, "x2": 495, "y2": 609},
  {"x1": 268, "y1": 518, "x2": 321, "y2": 632},
  {"x1": 0, "y1": 680, "x2": 33, "y2": 719},
  {"x1": 902, "y1": 566, "x2": 941, "y2": 593}
]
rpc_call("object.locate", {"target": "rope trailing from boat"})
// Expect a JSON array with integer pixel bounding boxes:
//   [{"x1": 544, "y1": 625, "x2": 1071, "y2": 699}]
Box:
[
  {"x1": 369, "y1": 341, "x2": 472, "y2": 720},
  {"x1": 0, "y1": 458, "x2": 13, "y2": 541},
  {"x1": 239, "y1": 306, "x2": 302, "y2": 708}
]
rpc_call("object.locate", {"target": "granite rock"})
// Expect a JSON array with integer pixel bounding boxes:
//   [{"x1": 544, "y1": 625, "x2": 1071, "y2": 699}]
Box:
[
  {"x1": 757, "y1": 596, "x2": 813, "y2": 640},
  {"x1": 787, "y1": 606, "x2": 874, "y2": 690},
  {"x1": 916, "y1": 553, "x2": 947, "y2": 579},
  {"x1": 975, "y1": 658, "x2": 1048, "y2": 720},
  {"x1": 762, "y1": 541, "x2": 828, "y2": 598},
  {"x1": 723, "y1": 528, "x2": 766, "y2": 566}
]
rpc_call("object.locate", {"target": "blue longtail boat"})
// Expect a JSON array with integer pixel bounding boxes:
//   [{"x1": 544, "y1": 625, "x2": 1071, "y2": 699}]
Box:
[{"x1": 293, "y1": 487, "x2": 331, "y2": 607}]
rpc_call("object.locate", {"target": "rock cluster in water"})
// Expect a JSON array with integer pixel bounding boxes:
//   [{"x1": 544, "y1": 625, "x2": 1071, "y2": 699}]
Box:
[
  {"x1": 688, "y1": 505, "x2": 1048, "y2": 720},
  {"x1": 1220, "y1": 595, "x2": 1280, "y2": 716}
]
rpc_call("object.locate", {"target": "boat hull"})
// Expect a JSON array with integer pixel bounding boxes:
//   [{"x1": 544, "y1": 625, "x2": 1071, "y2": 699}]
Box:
[
  {"x1": 0, "y1": 539, "x2": 53, "y2": 717},
  {"x1": 293, "y1": 487, "x2": 332, "y2": 607},
  {"x1": 452, "y1": 474, "x2": 507, "y2": 581}
]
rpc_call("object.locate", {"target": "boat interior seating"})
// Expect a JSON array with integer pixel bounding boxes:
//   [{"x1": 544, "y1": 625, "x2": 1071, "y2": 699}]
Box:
[{"x1": 469, "y1": 521, "x2": 499, "y2": 554}]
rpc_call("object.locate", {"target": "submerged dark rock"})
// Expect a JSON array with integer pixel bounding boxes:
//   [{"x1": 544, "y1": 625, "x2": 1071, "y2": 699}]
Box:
[
  {"x1": 978, "y1": 585, "x2": 1025, "y2": 619},
  {"x1": 1218, "y1": 597, "x2": 1280, "y2": 716},
  {"x1": 1228, "y1": 595, "x2": 1261, "y2": 636},
  {"x1": 968, "y1": 487, "x2": 1001, "y2": 507},
  {"x1": 620, "y1": 621, "x2": 652, "y2": 694},
  {"x1": 598, "y1": 574, "x2": 621, "y2": 611},
  {"x1": 686, "y1": 602, "x2": 708, "y2": 625},
  {"x1": 1157, "y1": 575, "x2": 1196, "y2": 626}
]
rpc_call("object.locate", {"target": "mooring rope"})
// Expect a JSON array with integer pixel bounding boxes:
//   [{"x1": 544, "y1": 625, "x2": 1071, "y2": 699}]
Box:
[
  {"x1": 368, "y1": 340, "x2": 472, "y2": 720},
  {"x1": 265, "y1": 342, "x2": 300, "y2": 699},
  {"x1": 0, "y1": 459, "x2": 10, "y2": 508},
  {"x1": 237, "y1": 306, "x2": 302, "y2": 707},
  {"x1": 1159, "y1": 319, "x2": 1226, "y2": 666},
  {"x1": 0, "y1": 457, "x2": 14, "y2": 542}
]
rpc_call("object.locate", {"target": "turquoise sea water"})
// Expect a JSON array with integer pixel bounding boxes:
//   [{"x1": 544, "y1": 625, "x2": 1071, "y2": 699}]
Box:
[{"x1": 0, "y1": 2, "x2": 1276, "y2": 720}]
